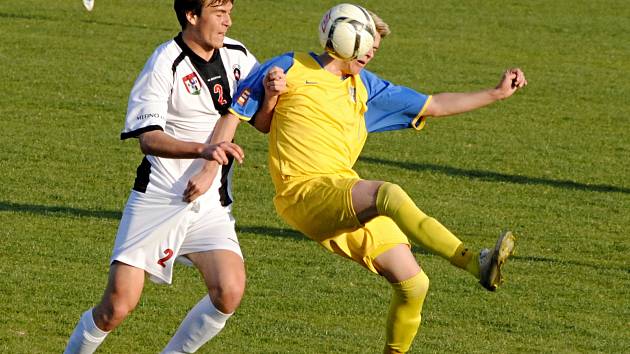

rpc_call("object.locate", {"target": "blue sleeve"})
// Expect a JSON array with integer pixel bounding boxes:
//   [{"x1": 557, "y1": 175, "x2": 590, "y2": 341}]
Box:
[
  {"x1": 360, "y1": 70, "x2": 431, "y2": 133},
  {"x1": 229, "y1": 52, "x2": 295, "y2": 122}
]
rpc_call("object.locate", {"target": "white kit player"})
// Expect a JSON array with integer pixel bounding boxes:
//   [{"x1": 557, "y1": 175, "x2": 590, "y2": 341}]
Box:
[{"x1": 64, "y1": 1, "x2": 285, "y2": 353}]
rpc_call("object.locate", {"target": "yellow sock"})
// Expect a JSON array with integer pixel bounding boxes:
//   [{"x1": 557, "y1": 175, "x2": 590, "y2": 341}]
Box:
[
  {"x1": 384, "y1": 271, "x2": 430, "y2": 354},
  {"x1": 453, "y1": 244, "x2": 480, "y2": 278},
  {"x1": 376, "y1": 183, "x2": 477, "y2": 274}
]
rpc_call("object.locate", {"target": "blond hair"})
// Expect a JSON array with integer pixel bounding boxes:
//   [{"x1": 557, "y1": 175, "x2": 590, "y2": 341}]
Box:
[{"x1": 368, "y1": 10, "x2": 390, "y2": 38}]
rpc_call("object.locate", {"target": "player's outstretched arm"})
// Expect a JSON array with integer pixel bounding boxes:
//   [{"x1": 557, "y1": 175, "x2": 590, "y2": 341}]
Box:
[
  {"x1": 424, "y1": 68, "x2": 527, "y2": 118},
  {"x1": 251, "y1": 66, "x2": 286, "y2": 133}
]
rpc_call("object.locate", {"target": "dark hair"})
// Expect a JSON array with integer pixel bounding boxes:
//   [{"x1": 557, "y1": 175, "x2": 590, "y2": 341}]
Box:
[{"x1": 174, "y1": 0, "x2": 234, "y2": 30}]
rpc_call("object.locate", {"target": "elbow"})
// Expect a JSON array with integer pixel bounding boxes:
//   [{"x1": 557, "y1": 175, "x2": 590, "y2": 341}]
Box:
[
  {"x1": 138, "y1": 140, "x2": 152, "y2": 155},
  {"x1": 424, "y1": 99, "x2": 446, "y2": 118},
  {"x1": 251, "y1": 118, "x2": 271, "y2": 134},
  {"x1": 256, "y1": 125, "x2": 271, "y2": 134},
  {"x1": 138, "y1": 133, "x2": 156, "y2": 155}
]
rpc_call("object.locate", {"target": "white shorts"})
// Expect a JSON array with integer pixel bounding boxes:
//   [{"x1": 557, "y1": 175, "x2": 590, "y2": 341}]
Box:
[{"x1": 110, "y1": 190, "x2": 242, "y2": 284}]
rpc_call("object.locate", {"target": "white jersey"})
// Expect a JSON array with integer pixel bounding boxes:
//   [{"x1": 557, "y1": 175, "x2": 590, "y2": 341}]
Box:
[{"x1": 121, "y1": 34, "x2": 258, "y2": 206}]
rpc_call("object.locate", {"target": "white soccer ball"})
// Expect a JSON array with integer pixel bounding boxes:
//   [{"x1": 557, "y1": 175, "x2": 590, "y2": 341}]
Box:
[{"x1": 318, "y1": 3, "x2": 376, "y2": 61}]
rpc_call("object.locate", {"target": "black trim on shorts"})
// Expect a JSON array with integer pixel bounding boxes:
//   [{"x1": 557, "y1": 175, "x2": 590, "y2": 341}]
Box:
[
  {"x1": 219, "y1": 156, "x2": 234, "y2": 206},
  {"x1": 132, "y1": 156, "x2": 152, "y2": 193},
  {"x1": 120, "y1": 125, "x2": 163, "y2": 140}
]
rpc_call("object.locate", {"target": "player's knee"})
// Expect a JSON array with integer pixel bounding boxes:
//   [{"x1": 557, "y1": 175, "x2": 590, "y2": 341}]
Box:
[
  {"x1": 95, "y1": 300, "x2": 137, "y2": 331},
  {"x1": 396, "y1": 270, "x2": 430, "y2": 302},
  {"x1": 208, "y1": 282, "x2": 245, "y2": 314},
  {"x1": 376, "y1": 183, "x2": 411, "y2": 216},
  {"x1": 411, "y1": 271, "x2": 429, "y2": 299},
  {"x1": 384, "y1": 182, "x2": 404, "y2": 193},
  {"x1": 109, "y1": 301, "x2": 136, "y2": 325}
]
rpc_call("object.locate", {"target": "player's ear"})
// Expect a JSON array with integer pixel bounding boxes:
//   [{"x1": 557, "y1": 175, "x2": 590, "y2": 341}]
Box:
[{"x1": 185, "y1": 10, "x2": 198, "y2": 27}]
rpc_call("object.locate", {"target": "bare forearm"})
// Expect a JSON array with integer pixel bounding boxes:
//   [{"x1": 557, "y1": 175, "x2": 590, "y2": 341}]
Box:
[
  {"x1": 251, "y1": 96, "x2": 278, "y2": 133},
  {"x1": 139, "y1": 129, "x2": 243, "y2": 165},
  {"x1": 209, "y1": 113, "x2": 240, "y2": 144},
  {"x1": 252, "y1": 66, "x2": 285, "y2": 133},
  {"x1": 426, "y1": 68, "x2": 527, "y2": 118},
  {"x1": 427, "y1": 89, "x2": 502, "y2": 117},
  {"x1": 198, "y1": 113, "x2": 242, "y2": 172},
  {"x1": 139, "y1": 131, "x2": 205, "y2": 158}
]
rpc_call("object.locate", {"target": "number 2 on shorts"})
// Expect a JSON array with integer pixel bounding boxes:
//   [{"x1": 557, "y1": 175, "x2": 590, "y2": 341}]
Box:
[{"x1": 157, "y1": 248, "x2": 174, "y2": 268}]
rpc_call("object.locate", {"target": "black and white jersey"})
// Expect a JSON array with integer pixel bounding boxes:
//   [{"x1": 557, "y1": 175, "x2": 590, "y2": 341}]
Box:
[{"x1": 120, "y1": 33, "x2": 258, "y2": 207}]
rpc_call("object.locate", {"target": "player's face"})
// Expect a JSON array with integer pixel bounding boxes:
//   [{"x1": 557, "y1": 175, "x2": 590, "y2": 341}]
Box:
[
  {"x1": 188, "y1": 2, "x2": 233, "y2": 51},
  {"x1": 344, "y1": 33, "x2": 381, "y2": 75}
]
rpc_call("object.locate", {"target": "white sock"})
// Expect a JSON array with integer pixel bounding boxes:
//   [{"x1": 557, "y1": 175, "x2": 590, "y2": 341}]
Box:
[
  {"x1": 161, "y1": 295, "x2": 232, "y2": 354},
  {"x1": 64, "y1": 308, "x2": 110, "y2": 354}
]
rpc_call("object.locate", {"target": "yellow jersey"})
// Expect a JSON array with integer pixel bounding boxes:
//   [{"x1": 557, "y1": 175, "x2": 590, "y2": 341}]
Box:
[{"x1": 230, "y1": 52, "x2": 431, "y2": 189}]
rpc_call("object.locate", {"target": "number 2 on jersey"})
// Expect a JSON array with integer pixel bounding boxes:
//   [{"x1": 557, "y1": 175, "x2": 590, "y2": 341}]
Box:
[{"x1": 213, "y1": 84, "x2": 227, "y2": 105}]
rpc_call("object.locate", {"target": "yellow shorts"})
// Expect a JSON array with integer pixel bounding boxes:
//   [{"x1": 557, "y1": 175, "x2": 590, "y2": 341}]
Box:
[{"x1": 274, "y1": 175, "x2": 410, "y2": 274}]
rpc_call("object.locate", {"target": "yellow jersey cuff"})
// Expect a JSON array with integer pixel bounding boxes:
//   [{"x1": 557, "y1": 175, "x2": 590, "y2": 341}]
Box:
[
  {"x1": 228, "y1": 108, "x2": 251, "y2": 122},
  {"x1": 411, "y1": 95, "x2": 432, "y2": 131}
]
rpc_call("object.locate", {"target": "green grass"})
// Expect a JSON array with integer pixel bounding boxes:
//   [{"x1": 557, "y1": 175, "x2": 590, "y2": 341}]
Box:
[{"x1": 1, "y1": 0, "x2": 629, "y2": 353}]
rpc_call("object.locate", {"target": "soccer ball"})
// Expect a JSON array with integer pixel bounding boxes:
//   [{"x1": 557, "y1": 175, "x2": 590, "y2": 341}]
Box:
[{"x1": 318, "y1": 3, "x2": 376, "y2": 61}]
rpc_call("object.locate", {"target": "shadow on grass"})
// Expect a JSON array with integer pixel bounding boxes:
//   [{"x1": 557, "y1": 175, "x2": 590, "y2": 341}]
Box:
[
  {"x1": 409, "y1": 250, "x2": 628, "y2": 274},
  {"x1": 237, "y1": 226, "x2": 305, "y2": 241},
  {"x1": 360, "y1": 156, "x2": 629, "y2": 194},
  {"x1": 515, "y1": 255, "x2": 628, "y2": 274},
  {"x1": 0, "y1": 12, "x2": 172, "y2": 32},
  {"x1": 0, "y1": 201, "x2": 122, "y2": 219},
  {"x1": 0, "y1": 201, "x2": 306, "y2": 240},
  {"x1": 5, "y1": 203, "x2": 626, "y2": 273}
]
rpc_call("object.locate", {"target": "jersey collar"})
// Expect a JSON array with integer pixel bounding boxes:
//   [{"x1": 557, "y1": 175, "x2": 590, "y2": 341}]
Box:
[{"x1": 174, "y1": 32, "x2": 220, "y2": 65}]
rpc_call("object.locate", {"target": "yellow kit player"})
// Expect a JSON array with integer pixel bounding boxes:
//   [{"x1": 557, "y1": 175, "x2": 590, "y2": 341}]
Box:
[{"x1": 201, "y1": 4, "x2": 527, "y2": 353}]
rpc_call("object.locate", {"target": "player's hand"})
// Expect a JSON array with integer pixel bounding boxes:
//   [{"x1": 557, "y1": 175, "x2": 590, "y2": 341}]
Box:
[
  {"x1": 183, "y1": 167, "x2": 216, "y2": 202},
  {"x1": 200, "y1": 141, "x2": 244, "y2": 165},
  {"x1": 495, "y1": 68, "x2": 527, "y2": 99},
  {"x1": 263, "y1": 66, "x2": 287, "y2": 98},
  {"x1": 183, "y1": 169, "x2": 217, "y2": 203}
]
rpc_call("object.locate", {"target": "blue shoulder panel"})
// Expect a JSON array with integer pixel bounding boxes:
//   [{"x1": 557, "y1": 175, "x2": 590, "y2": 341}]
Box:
[
  {"x1": 230, "y1": 52, "x2": 295, "y2": 121},
  {"x1": 360, "y1": 70, "x2": 430, "y2": 133}
]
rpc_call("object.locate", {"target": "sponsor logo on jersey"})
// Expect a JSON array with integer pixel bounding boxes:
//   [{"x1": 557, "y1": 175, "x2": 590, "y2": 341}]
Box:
[
  {"x1": 136, "y1": 113, "x2": 164, "y2": 121},
  {"x1": 183, "y1": 72, "x2": 202, "y2": 95},
  {"x1": 305, "y1": 80, "x2": 319, "y2": 85},
  {"x1": 236, "y1": 88, "x2": 250, "y2": 106},
  {"x1": 233, "y1": 64, "x2": 241, "y2": 81}
]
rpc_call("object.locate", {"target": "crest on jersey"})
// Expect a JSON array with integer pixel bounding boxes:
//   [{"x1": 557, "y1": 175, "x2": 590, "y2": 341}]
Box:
[
  {"x1": 183, "y1": 72, "x2": 202, "y2": 95},
  {"x1": 236, "y1": 88, "x2": 251, "y2": 106},
  {"x1": 233, "y1": 64, "x2": 241, "y2": 81}
]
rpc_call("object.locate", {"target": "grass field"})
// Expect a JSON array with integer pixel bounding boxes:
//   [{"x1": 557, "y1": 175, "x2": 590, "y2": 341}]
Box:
[{"x1": 1, "y1": 0, "x2": 629, "y2": 353}]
